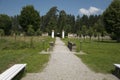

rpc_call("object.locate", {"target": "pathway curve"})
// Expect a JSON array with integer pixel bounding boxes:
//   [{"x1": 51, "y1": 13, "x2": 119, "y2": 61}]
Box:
[{"x1": 22, "y1": 37, "x2": 118, "y2": 80}]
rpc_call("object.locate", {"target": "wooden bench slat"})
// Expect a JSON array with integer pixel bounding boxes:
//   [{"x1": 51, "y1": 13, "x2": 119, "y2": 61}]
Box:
[{"x1": 0, "y1": 64, "x2": 26, "y2": 80}]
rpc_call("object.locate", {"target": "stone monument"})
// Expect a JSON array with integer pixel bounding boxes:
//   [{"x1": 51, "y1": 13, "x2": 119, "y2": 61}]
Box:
[
  {"x1": 52, "y1": 30, "x2": 54, "y2": 38},
  {"x1": 62, "y1": 30, "x2": 65, "y2": 38}
]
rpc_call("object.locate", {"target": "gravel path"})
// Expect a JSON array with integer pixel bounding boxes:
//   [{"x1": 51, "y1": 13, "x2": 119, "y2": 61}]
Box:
[{"x1": 22, "y1": 37, "x2": 118, "y2": 80}]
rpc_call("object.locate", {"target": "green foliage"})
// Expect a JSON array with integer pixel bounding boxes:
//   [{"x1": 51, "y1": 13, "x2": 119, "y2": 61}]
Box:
[
  {"x1": 11, "y1": 15, "x2": 20, "y2": 34},
  {"x1": 41, "y1": 7, "x2": 75, "y2": 36},
  {"x1": 110, "y1": 32, "x2": 118, "y2": 41},
  {"x1": 88, "y1": 15, "x2": 100, "y2": 27},
  {"x1": 82, "y1": 25, "x2": 87, "y2": 38},
  {"x1": 40, "y1": 7, "x2": 100, "y2": 37},
  {"x1": 19, "y1": 5, "x2": 40, "y2": 32},
  {"x1": 41, "y1": 6, "x2": 58, "y2": 34},
  {"x1": 88, "y1": 27, "x2": 93, "y2": 40},
  {"x1": 0, "y1": 6, "x2": 106, "y2": 38},
  {"x1": 58, "y1": 10, "x2": 67, "y2": 33},
  {"x1": 77, "y1": 31, "x2": 82, "y2": 37},
  {"x1": 0, "y1": 14, "x2": 12, "y2": 35},
  {"x1": 27, "y1": 25, "x2": 35, "y2": 36},
  {"x1": 103, "y1": 0, "x2": 120, "y2": 42},
  {"x1": 96, "y1": 19, "x2": 105, "y2": 34},
  {"x1": 75, "y1": 15, "x2": 81, "y2": 33},
  {"x1": 93, "y1": 30, "x2": 97, "y2": 38},
  {"x1": 101, "y1": 31, "x2": 107, "y2": 38},
  {"x1": 0, "y1": 6, "x2": 101, "y2": 37},
  {"x1": 81, "y1": 15, "x2": 89, "y2": 26},
  {"x1": 36, "y1": 28, "x2": 42, "y2": 36},
  {"x1": 0, "y1": 29, "x2": 4, "y2": 36},
  {"x1": 93, "y1": 18, "x2": 106, "y2": 41},
  {"x1": 66, "y1": 15, "x2": 75, "y2": 34}
]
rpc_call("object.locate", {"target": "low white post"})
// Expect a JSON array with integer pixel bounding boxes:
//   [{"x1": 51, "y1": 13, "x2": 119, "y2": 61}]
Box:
[
  {"x1": 62, "y1": 30, "x2": 65, "y2": 38},
  {"x1": 52, "y1": 30, "x2": 54, "y2": 38}
]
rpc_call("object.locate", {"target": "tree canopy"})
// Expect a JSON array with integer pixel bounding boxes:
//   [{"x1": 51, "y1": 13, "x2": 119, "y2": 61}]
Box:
[
  {"x1": 103, "y1": 0, "x2": 120, "y2": 42},
  {"x1": 41, "y1": 6, "x2": 58, "y2": 35},
  {"x1": 0, "y1": 5, "x2": 110, "y2": 40},
  {"x1": 0, "y1": 14, "x2": 12, "y2": 35},
  {"x1": 19, "y1": 5, "x2": 40, "y2": 32}
]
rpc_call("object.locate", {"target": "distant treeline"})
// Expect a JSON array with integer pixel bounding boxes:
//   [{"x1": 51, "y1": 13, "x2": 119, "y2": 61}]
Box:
[{"x1": 0, "y1": 0, "x2": 120, "y2": 42}]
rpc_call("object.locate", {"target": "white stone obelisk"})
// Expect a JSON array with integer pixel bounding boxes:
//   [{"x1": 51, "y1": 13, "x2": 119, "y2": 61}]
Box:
[
  {"x1": 52, "y1": 30, "x2": 54, "y2": 38},
  {"x1": 62, "y1": 30, "x2": 65, "y2": 38}
]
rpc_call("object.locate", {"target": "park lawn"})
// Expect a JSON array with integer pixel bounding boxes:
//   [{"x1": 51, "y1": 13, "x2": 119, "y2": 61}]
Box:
[
  {"x1": 0, "y1": 36, "x2": 54, "y2": 73},
  {"x1": 63, "y1": 38, "x2": 120, "y2": 73}
]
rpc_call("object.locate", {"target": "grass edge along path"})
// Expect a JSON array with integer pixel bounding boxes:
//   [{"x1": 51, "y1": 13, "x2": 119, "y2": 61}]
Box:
[
  {"x1": 62, "y1": 38, "x2": 120, "y2": 73},
  {"x1": 0, "y1": 36, "x2": 54, "y2": 73}
]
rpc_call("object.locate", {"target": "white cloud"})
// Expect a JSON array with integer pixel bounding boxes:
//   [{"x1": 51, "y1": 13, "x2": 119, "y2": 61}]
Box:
[
  {"x1": 79, "y1": 6, "x2": 102, "y2": 16},
  {"x1": 89, "y1": 7, "x2": 100, "y2": 14},
  {"x1": 79, "y1": 8, "x2": 90, "y2": 15}
]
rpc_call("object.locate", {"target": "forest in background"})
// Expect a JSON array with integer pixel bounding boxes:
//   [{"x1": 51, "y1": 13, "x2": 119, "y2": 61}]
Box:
[{"x1": 0, "y1": 0, "x2": 120, "y2": 42}]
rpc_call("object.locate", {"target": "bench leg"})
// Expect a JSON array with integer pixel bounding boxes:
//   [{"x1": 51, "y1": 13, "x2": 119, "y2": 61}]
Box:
[
  {"x1": 12, "y1": 68, "x2": 26, "y2": 80},
  {"x1": 114, "y1": 67, "x2": 120, "y2": 78}
]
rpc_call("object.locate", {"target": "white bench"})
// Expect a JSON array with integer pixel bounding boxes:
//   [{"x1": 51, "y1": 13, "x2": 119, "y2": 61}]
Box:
[
  {"x1": 0, "y1": 64, "x2": 26, "y2": 80},
  {"x1": 114, "y1": 64, "x2": 120, "y2": 68},
  {"x1": 114, "y1": 64, "x2": 120, "y2": 78}
]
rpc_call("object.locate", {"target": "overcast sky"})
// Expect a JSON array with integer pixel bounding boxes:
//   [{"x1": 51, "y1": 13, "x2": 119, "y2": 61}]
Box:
[{"x1": 0, "y1": 0, "x2": 112, "y2": 16}]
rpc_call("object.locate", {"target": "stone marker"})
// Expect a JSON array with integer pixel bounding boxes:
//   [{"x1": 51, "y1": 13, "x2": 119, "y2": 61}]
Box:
[
  {"x1": 62, "y1": 30, "x2": 65, "y2": 38},
  {"x1": 52, "y1": 30, "x2": 54, "y2": 38}
]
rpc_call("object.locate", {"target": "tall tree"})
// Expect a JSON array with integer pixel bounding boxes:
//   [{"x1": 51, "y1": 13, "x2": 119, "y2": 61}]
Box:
[
  {"x1": 19, "y1": 5, "x2": 40, "y2": 32},
  {"x1": 11, "y1": 15, "x2": 20, "y2": 35},
  {"x1": 93, "y1": 23, "x2": 101, "y2": 41},
  {"x1": 81, "y1": 15, "x2": 89, "y2": 27},
  {"x1": 88, "y1": 27, "x2": 93, "y2": 40},
  {"x1": 0, "y1": 29, "x2": 4, "y2": 39},
  {"x1": 103, "y1": 0, "x2": 120, "y2": 42},
  {"x1": 0, "y1": 14, "x2": 12, "y2": 35},
  {"x1": 58, "y1": 10, "x2": 67, "y2": 33},
  {"x1": 66, "y1": 14, "x2": 75, "y2": 33},
  {"x1": 88, "y1": 15, "x2": 100, "y2": 27},
  {"x1": 43, "y1": 6, "x2": 58, "y2": 34},
  {"x1": 75, "y1": 15, "x2": 81, "y2": 34},
  {"x1": 82, "y1": 25, "x2": 87, "y2": 40},
  {"x1": 27, "y1": 25, "x2": 35, "y2": 36}
]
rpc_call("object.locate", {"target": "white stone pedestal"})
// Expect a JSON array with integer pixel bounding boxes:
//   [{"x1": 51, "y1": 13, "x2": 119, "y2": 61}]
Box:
[
  {"x1": 52, "y1": 30, "x2": 54, "y2": 38},
  {"x1": 62, "y1": 30, "x2": 65, "y2": 38}
]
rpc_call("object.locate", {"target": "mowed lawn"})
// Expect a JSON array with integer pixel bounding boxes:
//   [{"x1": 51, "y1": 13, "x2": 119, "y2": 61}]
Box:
[
  {"x1": 63, "y1": 38, "x2": 120, "y2": 73},
  {"x1": 0, "y1": 36, "x2": 54, "y2": 73}
]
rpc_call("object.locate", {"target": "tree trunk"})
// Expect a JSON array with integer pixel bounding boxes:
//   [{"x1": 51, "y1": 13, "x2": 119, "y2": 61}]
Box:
[{"x1": 90, "y1": 36, "x2": 92, "y2": 41}]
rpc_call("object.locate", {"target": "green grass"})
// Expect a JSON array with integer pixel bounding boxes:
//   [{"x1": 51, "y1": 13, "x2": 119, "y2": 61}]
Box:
[
  {"x1": 0, "y1": 36, "x2": 54, "y2": 50},
  {"x1": 0, "y1": 36, "x2": 54, "y2": 73},
  {"x1": 63, "y1": 38, "x2": 120, "y2": 73}
]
